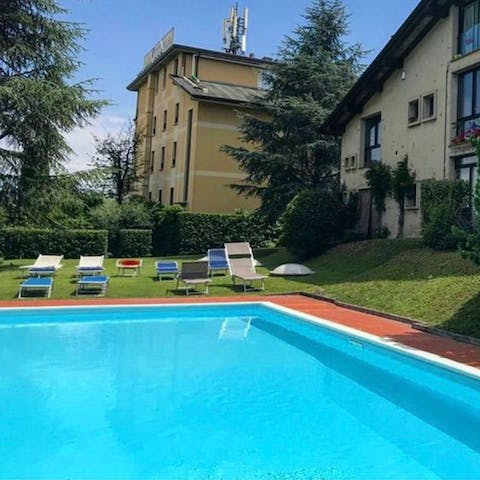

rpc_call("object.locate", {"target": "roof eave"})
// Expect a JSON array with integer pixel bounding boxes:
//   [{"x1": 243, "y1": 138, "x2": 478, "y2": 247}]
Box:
[{"x1": 324, "y1": 0, "x2": 453, "y2": 134}]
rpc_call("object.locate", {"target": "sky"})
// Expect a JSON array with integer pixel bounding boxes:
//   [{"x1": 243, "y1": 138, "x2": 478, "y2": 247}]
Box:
[{"x1": 61, "y1": 0, "x2": 419, "y2": 171}]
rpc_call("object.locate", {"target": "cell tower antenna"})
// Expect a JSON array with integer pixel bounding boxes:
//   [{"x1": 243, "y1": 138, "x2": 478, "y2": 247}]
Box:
[{"x1": 223, "y1": 3, "x2": 248, "y2": 55}]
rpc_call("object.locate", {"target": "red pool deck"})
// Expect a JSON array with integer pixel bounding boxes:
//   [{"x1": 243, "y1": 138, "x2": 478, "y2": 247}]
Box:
[{"x1": 1, "y1": 294, "x2": 480, "y2": 369}]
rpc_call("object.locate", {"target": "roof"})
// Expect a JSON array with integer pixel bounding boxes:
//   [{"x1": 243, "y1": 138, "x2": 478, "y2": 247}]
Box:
[
  {"x1": 325, "y1": 0, "x2": 453, "y2": 134},
  {"x1": 172, "y1": 76, "x2": 267, "y2": 106},
  {"x1": 127, "y1": 43, "x2": 274, "y2": 91}
]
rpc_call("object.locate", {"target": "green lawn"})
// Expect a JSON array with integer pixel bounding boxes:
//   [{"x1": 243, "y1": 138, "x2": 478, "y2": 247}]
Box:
[{"x1": 2, "y1": 239, "x2": 480, "y2": 338}]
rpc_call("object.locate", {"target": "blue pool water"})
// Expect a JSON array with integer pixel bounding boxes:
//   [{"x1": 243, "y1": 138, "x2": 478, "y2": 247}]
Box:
[{"x1": 1, "y1": 303, "x2": 480, "y2": 479}]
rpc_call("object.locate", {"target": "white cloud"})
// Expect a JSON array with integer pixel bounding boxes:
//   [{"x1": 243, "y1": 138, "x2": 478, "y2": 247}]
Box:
[{"x1": 64, "y1": 114, "x2": 129, "y2": 172}]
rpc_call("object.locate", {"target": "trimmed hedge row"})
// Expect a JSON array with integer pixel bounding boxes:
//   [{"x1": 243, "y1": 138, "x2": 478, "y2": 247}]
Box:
[
  {"x1": 154, "y1": 210, "x2": 278, "y2": 255},
  {"x1": 111, "y1": 229, "x2": 152, "y2": 257},
  {"x1": 0, "y1": 228, "x2": 108, "y2": 259}
]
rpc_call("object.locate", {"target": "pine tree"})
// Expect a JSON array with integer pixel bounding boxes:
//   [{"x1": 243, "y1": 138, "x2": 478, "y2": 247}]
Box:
[
  {"x1": 0, "y1": 0, "x2": 106, "y2": 223},
  {"x1": 223, "y1": 0, "x2": 363, "y2": 221}
]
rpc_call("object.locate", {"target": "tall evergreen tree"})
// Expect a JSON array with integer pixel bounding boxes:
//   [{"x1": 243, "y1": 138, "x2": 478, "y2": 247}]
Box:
[
  {"x1": 223, "y1": 0, "x2": 364, "y2": 221},
  {"x1": 0, "y1": 0, "x2": 106, "y2": 223}
]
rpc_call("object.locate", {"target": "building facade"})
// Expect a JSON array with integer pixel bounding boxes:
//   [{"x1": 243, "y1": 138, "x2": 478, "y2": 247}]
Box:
[
  {"x1": 127, "y1": 43, "x2": 271, "y2": 213},
  {"x1": 327, "y1": 0, "x2": 480, "y2": 238}
]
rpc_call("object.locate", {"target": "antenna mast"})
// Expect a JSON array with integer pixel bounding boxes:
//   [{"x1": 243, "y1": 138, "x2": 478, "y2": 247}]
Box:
[{"x1": 223, "y1": 3, "x2": 248, "y2": 55}]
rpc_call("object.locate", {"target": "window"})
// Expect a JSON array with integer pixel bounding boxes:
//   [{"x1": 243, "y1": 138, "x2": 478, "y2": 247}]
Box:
[
  {"x1": 160, "y1": 146, "x2": 165, "y2": 170},
  {"x1": 404, "y1": 184, "x2": 417, "y2": 209},
  {"x1": 170, "y1": 187, "x2": 174, "y2": 205},
  {"x1": 173, "y1": 57, "x2": 179, "y2": 75},
  {"x1": 181, "y1": 54, "x2": 187, "y2": 76},
  {"x1": 148, "y1": 191, "x2": 152, "y2": 201},
  {"x1": 163, "y1": 110, "x2": 167, "y2": 131},
  {"x1": 364, "y1": 114, "x2": 382, "y2": 166},
  {"x1": 150, "y1": 150, "x2": 155, "y2": 173},
  {"x1": 174, "y1": 103, "x2": 179, "y2": 125},
  {"x1": 422, "y1": 92, "x2": 436, "y2": 120},
  {"x1": 459, "y1": 1, "x2": 480, "y2": 55},
  {"x1": 172, "y1": 141, "x2": 177, "y2": 167},
  {"x1": 343, "y1": 155, "x2": 356, "y2": 170},
  {"x1": 456, "y1": 155, "x2": 478, "y2": 204},
  {"x1": 153, "y1": 72, "x2": 159, "y2": 95},
  {"x1": 162, "y1": 68, "x2": 167, "y2": 90},
  {"x1": 458, "y1": 67, "x2": 480, "y2": 133},
  {"x1": 158, "y1": 189, "x2": 163, "y2": 204},
  {"x1": 408, "y1": 98, "x2": 420, "y2": 125},
  {"x1": 152, "y1": 116, "x2": 156, "y2": 136}
]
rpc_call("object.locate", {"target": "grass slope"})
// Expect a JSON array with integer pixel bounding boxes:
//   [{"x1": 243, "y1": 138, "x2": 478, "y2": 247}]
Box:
[{"x1": 1, "y1": 239, "x2": 480, "y2": 337}]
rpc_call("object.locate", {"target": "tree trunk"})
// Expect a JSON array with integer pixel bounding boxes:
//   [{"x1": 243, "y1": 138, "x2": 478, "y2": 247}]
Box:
[{"x1": 397, "y1": 199, "x2": 405, "y2": 238}]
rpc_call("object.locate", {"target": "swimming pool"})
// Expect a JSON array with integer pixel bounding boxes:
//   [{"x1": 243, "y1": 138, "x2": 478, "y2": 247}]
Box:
[{"x1": 1, "y1": 302, "x2": 479, "y2": 479}]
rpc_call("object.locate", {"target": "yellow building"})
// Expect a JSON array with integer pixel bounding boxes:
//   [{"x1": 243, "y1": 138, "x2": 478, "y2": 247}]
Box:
[{"x1": 127, "y1": 41, "x2": 272, "y2": 213}]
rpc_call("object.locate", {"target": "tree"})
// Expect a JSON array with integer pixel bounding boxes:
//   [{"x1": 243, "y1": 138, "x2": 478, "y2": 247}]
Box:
[
  {"x1": 364, "y1": 162, "x2": 392, "y2": 232},
  {"x1": 280, "y1": 189, "x2": 347, "y2": 259},
  {"x1": 0, "y1": 0, "x2": 106, "y2": 223},
  {"x1": 91, "y1": 123, "x2": 143, "y2": 204},
  {"x1": 222, "y1": 0, "x2": 364, "y2": 222},
  {"x1": 391, "y1": 156, "x2": 415, "y2": 238}
]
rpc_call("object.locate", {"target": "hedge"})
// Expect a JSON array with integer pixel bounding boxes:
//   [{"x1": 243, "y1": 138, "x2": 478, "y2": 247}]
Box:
[
  {"x1": 421, "y1": 180, "x2": 470, "y2": 250},
  {"x1": 111, "y1": 229, "x2": 152, "y2": 257},
  {"x1": 153, "y1": 209, "x2": 278, "y2": 255},
  {"x1": 0, "y1": 228, "x2": 108, "y2": 259}
]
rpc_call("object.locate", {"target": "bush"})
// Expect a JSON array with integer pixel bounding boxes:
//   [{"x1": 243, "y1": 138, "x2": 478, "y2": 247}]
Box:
[
  {"x1": 280, "y1": 189, "x2": 346, "y2": 259},
  {"x1": 152, "y1": 207, "x2": 278, "y2": 255},
  {"x1": 421, "y1": 180, "x2": 470, "y2": 250},
  {"x1": 152, "y1": 206, "x2": 183, "y2": 255},
  {"x1": 0, "y1": 228, "x2": 108, "y2": 259},
  {"x1": 112, "y1": 229, "x2": 152, "y2": 257}
]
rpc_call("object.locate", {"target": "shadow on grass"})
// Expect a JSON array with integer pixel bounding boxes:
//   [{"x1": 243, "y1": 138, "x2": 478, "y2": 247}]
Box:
[{"x1": 439, "y1": 293, "x2": 480, "y2": 340}]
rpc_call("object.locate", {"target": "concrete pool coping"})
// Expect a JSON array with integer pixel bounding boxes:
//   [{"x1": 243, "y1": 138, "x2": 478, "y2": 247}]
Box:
[{"x1": 1, "y1": 294, "x2": 480, "y2": 373}]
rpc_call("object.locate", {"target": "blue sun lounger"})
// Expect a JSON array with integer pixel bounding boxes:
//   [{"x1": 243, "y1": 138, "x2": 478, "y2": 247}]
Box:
[
  {"x1": 207, "y1": 249, "x2": 229, "y2": 276},
  {"x1": 76, "y1": 276, "x2": 109, "y2": 296},
  {"x1": 18, "y1": 277, "x2": 53, "y2": 298},
  {"x1": 155, "y1": 261, "x2": 179, "y2": 280}
]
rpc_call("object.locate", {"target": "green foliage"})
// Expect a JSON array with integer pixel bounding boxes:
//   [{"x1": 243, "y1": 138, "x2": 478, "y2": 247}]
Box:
[
  {"x1": 0, "y1": 228, "x2": 108, "y2": 259},
  {"x1": 391, "y1": 157, "x2": 415, "y2": 238},
  {"x1": 364, "y1": 162, "x2": 392, "y2": 215},
  {"x1": 177, "y1": 212, "x2": 278, "y2": 255},
  {"x1": 152, "y1": 206, "x2": 184, "y2": 256},
  {"x1": 152, "y1": 208, "x2": 278, "y2": 255},
  {"x1": 223, "y1": 0, "x2": 364, "y2": 221},
  {"x1": 89, "y1": 199, "x2": 122, "y2": 233},
  {"x1": 113, "y1": 229, "x2": 152, "y2": 257},
  {"x1": 0, "y1": 0, "x2": 106, "y2": 223},
  {"x1": 91, "y1": 123, "x2": 144, "y2": 204},
  {"x1": 421, "y1": 180, "x2": 470, "y2": 250},
  {"x1": 280, "y1": 189, "x2": 346, "y2": 259}
]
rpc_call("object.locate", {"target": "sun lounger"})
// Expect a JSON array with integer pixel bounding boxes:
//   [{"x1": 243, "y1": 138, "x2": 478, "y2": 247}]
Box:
[
  {"x1": 116, "y1": 258, "x2": 143, "y2": 276},
  {"x1": 224, "y1": 242, "x2": 254, "y2": 258},
  {"x1": 76, "y1": 276, "x2": 109, "y2": 296},
  {"x1": 176, "y1": 261, "x2": 211, "y2": 295},
  {"x1": 18, "y1": 277, "x2": 53, "y2": 298},
  {"x1": 20, "y1": 254, "x2": 63, "y2": 277},
  {"x1": 76, "y1": 256, "x2": 104, "y2": 277},
  {"x1": 227, "y1": 257, "x2": 267, "y2": 292},
  {"x1": 207, "y1": 248, "x2": 229, "y2": 276},
  {"x1": 156, "y1": 260, "x2": 179, "y2": 280}
]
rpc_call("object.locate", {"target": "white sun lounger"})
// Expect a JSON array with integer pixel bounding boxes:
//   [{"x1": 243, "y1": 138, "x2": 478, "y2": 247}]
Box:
[{"x1": 76, "y1": 255, "x2": 105, "y2": 277}]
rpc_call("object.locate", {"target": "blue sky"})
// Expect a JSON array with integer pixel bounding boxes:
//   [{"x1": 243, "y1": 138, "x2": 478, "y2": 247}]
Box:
[{"x1": 61, "y1": 0, "x2": 419, "y2": 169}]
